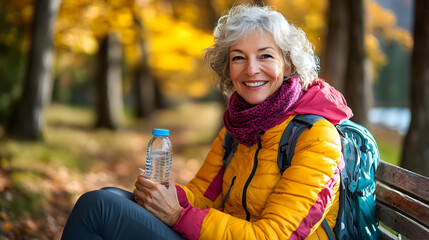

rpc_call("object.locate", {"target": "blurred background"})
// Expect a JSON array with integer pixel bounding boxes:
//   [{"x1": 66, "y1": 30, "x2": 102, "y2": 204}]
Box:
[{"x1": 0, "y1": 0, "x2": 425, "y2": 239}]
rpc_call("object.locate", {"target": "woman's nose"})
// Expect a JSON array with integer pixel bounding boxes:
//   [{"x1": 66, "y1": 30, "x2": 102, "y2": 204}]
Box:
[{"x1": 246, "y1": 59, "x2": 260, "y2": 76}]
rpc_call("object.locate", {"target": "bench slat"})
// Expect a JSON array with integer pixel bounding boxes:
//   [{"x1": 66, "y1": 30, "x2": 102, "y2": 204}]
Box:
[
  {"x1": 375, "y1": 160, "x2": 429, "y2": 204},
  {"x1": 375, "y1": 182, "x2": 429, "y2": 228},
  {"x1": 378, "y1": 225, "x2": 399, "y2": 240},
  {"x1": 376, "y1": 202, "x2": 429, "y2": 239}
]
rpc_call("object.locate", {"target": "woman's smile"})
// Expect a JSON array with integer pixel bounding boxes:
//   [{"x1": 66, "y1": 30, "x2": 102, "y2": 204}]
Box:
[{"x1": 243, "y1": 81, "x2": 268, "y2": 87}]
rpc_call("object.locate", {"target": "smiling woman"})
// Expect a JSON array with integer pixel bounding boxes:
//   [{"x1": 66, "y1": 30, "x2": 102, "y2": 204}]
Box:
[{"x1": 61, "y1": 4, "x2": 354, "y2": 240}]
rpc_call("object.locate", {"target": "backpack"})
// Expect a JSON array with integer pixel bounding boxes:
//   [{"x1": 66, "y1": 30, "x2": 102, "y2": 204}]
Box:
[{"x1": 222, "y1": 114, "x2": 382, "y2": 240}]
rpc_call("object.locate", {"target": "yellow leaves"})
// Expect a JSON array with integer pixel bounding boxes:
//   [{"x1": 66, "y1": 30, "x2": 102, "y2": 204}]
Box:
[
  {"x1": 304, "y1": 13, "x2": 325, "y2": 31},
  {"x1": 57, "y1": 28, "x2": 98, "y2": 54},
  {"x1": 1, "y1": 158, "x2": 9, "y2": 171},
  {"x1": 52, "y1": 0, "x2": 216, "y2": 98},
  {"x1": 0, "y1": 211, "x2": 13, "y2": 234},
  {"x1": 151, "y1": 54, "x2": 192, "y2": 72},
  {"x1": 145, "y1": 14, "x2": 213, "y2": 72},
  {"x1": 56, "y1": 0, "x2": 104, "y2": 53},
  {"x1": 285, "y1": 0, "x2": 311, "y2": 13},
  {"x1": 366, "y1": 34, "x2": 387, "y2": 80},
  {"x1": 3, "y1": 0, "x2": 34, "y2": 25},
  {"x1": 82, "y1": 4, "x2": 103, "y2": 20},
  {"x1": 161, "y1": 72, "x2": 215, "y2": 99},
  {"x1": 0, "y1": 211, "x2": 8, "y2": 221},
  {"x1": 120, "y1": 28, "x2": 138, "y2": 46},
  {"x1": 272, "y1": 0, "x2": 327, "y2": 53},
  {"x1": 123, "y1": 43, "x2": 141, "y2": 66},
  {"x1": 111, "y1": 9, "x2": 134, "y2": 29},
  {"x1": 303, "y1": 12, "x2": 325, "y2": 51},
  {"x1": 390, "y1": 28, "x2": 413, "y2": 50},
  {"x1": 367, "y1": 0, "x2": 396, "y2": 32},
  {"x1": 381, "y1": 28, "x2": 413, "y2": 50},
  {"x1": 56, "y1": 0, "x2": 137, "y2": 54},
  {"x1": 188, "y1": 81, "x2": 211, "y2": 98},
  {"x1": 2, "y1": 221, "x2": 14, "y2": 233},
  {"x1": 363, "y1": 0, "x2": 413, "y2": 79},
  {"x1": 366, "y1": 35, "x2": 386, "y2": 67},
  {"x1": 170, "y1": 2, "x2": 200, "y2": 26},
  {"x1": 366, "y1": 0, "x2": 412, "y2": 50}
]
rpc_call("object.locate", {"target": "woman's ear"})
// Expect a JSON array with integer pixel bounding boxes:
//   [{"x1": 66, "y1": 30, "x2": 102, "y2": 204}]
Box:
[{"x1": 283, "y1": 63, "x2": 292, "y2": 77}]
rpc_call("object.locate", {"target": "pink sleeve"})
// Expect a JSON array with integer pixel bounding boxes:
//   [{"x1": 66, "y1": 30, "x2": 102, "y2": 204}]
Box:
[
  {"x1": 173, "y1": 204, "x2": 210, "y2": 240},
  {"x1": 172, "y1": 169, "x2": 223, "y2": 239},
  {"x1": 203, "y1": 168, "x2": 224, "y2": 201},
  {"x1": 176, "y1": 168, "x2": 223, "y2": 207},
  {"x1": 175, "y1": 185, "x2": 189, "y2": 207}
]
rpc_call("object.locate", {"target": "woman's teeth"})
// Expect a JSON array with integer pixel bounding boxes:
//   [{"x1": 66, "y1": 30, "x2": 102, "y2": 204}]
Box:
[{"x1": 244, "y1": 81, "x2": 267, "y2": 87}]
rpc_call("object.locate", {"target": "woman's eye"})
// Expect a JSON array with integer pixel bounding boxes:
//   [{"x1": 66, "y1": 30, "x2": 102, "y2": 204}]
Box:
[
  {"x1": 232, "y1": 56, "x2": 244, "y2": 61},
  {"x1": 261, "y1": 54, "x2": 274, "y2": 59}
]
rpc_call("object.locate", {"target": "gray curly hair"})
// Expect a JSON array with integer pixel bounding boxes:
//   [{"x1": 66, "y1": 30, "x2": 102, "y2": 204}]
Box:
[{"x1": 204, "y1": 5, "x2": 319, "y2": 97}]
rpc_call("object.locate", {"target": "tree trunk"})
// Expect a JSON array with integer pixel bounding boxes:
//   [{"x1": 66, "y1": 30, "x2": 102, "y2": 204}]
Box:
[
  {"x1": 134, "y1": 43, "x2": 156, "y2": 118},
  {"x1": 7, "y1": 0, "x2": 61, "y2": 140},
  {"x1": 401, "y1": 0, "x2": 429, "y2": 176},
  {"x1": 320, "y1": 0, "x2": 348, "y2": 93},
  {"x1": 131, "y1": 9, "x2": 156, "y2": 118},
  {"x1": 344, "y1": 0, "x2": 370, "y2": 126},
  {"x1": 95, "y1": 33, "x2": 123, "y2": 129},
  {"x1": 197, "y1": 0, "x2": 218, "y2": 31}
]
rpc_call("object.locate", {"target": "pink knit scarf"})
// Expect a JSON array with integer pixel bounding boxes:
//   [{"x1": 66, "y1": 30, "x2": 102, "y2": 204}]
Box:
[{"x1": 223, "y1": 76, "x2": 304, "y2": 146}]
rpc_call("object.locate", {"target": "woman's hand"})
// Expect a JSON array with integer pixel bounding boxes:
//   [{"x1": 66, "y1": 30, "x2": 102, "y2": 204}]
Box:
[{"x1": 133, "y1": 174, "x2": 184, "y2": 227}]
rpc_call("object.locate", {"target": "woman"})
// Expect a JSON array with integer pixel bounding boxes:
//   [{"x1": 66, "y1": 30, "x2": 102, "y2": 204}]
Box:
[{"x1": 62, "y1": 5, "x2": 352, "y2": 240}]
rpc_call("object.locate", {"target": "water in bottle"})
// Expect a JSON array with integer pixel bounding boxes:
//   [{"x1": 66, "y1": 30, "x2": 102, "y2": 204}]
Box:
[{"x1": 145, "y1": 128, "x2": 172, "y2": 188}]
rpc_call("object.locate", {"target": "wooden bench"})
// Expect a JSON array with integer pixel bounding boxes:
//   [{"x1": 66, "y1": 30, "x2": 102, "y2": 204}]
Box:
[{"x1": 375, "y1": 160, "x2": 429, "y2": 239}]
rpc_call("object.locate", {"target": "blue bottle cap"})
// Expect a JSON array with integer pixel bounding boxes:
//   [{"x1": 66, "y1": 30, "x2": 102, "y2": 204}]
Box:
[{"x1": 152, "y1": 128, "x2": 169, "y2": 136}]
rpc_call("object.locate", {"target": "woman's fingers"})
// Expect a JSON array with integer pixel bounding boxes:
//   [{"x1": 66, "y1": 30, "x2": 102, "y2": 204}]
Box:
[
  {"x1": 136, "y1": 175, "x2": 157, "y2": 189},
  {"x1": 133, "y1": 177, "x2": 154, "y2": 206},
  {"x1": 169, "y1": 174, "x2": 176, "y2": 191},
  {"x1": 133, "y1": 175, "x2": 165, "y2": 205},
  {"x1": 166, "y1": 175, "x2": 178, "y2": 200},
  {"x1": 133, "y1": 188, "x2": 145, "y2": 206},
  {"x1": 132, "y1": 174, "x2": 183, "y2": 226}
]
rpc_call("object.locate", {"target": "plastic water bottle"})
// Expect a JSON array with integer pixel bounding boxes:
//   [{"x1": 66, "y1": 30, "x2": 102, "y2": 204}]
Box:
[{"x1": 145, "y1": 128, "x2": 172, "y2": 188}]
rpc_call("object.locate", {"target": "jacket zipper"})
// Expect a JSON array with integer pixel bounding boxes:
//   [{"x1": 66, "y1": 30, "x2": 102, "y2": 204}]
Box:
[{"x1": 242, "y1": 136, "x2": 262, "y2": 221}]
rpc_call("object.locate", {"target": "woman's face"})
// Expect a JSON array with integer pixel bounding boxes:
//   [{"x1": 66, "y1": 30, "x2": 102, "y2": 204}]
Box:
[{"x1": 229, "y1": 30, "x2": 291, "y2": 105}]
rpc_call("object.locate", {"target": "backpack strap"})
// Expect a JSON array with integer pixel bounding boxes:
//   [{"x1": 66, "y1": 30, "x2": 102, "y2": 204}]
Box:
[
  {"x1": 277, "y1": 114, "x2": 326, "y2": 174},
  {"x1": 222, "y1": 130, "x2": 238, "y2": 169},
  {"x1": 279, "y1": 115, "x2": 336, "y2": 240},
  {"x1": 323, "y1": 219, "x2": 336, "y2": 240}
]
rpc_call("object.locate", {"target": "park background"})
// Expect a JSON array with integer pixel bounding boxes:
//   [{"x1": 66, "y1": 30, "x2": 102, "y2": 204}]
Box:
[{"x1": 0, "y1": 0, "x2": 426, "y2": 239}]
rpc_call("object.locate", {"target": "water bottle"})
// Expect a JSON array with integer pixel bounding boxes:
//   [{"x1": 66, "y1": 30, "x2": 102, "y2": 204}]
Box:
[{"x1": 145, "y1": 128, "x2": 172, "y2": 188}]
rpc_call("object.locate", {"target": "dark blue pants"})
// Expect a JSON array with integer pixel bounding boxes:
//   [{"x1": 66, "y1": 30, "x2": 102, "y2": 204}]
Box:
[{"x1": 61, "y1": 187, "x2": 185, "y2": 240}]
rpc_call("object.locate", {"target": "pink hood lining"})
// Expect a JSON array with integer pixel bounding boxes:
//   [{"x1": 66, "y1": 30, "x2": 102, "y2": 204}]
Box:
[{"x1": 274, "y1": 79, "x2": 353, "y2": 126}]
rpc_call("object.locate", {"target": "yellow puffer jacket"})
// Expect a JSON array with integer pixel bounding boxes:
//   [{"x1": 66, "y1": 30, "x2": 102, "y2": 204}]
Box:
[{"x1": 175, "y1": 115, "x2": 343, "y2": 239}]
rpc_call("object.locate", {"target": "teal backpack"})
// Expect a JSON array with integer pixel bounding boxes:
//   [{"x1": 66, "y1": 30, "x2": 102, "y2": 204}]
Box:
[{"x1": 222, "y1": 114, "x2": 382, "y2": 240}]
